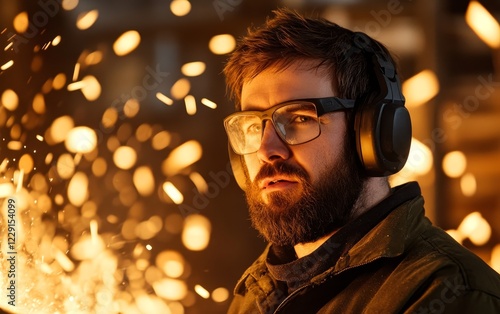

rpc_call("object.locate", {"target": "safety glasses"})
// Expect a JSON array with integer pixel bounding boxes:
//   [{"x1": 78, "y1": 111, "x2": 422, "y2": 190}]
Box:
[{"x1": 224, "y1": 96, "x2": 355, "y2": 155}]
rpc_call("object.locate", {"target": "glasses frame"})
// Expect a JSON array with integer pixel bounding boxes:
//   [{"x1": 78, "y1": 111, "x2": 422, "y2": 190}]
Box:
[{"x1": 224, "y1": 96, "x2": 356, "y2": 155}]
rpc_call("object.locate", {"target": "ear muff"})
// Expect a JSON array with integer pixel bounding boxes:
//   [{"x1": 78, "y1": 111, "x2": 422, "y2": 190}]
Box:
[
  {"x1": 228, "y1": 143, "x2": 248, "y2": 190},
  {"x1": 352, "y1": 32, "x2": 412, "y2": 176}
]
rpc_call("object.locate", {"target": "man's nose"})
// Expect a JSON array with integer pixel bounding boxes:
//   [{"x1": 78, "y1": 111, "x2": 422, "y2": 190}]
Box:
[{"x1": 256, "y1": 121, "x2": 290, "y2": 163}]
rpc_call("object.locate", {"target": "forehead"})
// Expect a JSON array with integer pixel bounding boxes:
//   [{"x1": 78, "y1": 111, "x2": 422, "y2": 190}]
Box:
[{"x1": 241, "y1": 61, "x2": 336, "y2": 111}]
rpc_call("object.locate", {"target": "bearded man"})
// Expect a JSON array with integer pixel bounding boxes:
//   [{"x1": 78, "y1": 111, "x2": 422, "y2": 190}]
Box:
[{"x1": 222, "y1": 8, "x2": 500, "y2": 314}]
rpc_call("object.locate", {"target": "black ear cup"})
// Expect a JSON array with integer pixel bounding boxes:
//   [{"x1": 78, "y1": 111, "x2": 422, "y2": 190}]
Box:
[
  {"x1": 228, "y1": 143, "x2": 248, "y2": 190},
  {"x1": 354, "y1": 100, "x2": 412, "y2": 176},
  {"x1": 352, "y1": 32, "x2": 412, "y2": 176}
]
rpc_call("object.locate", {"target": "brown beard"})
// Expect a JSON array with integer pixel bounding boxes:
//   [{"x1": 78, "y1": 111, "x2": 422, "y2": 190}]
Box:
[{"x1": 245, "y1": 140, "x2": 366, "y2": 246}]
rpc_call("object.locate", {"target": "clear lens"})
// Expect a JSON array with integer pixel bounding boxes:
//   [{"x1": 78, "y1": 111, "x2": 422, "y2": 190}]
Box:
[
  {"x1": 273, "y1": 103, "x2": 319, "y2": 145},
  {"x1": 225, "y1": 114, "x2": 262, "y2": 155},
  {"x1": 225, "y1": 102, "x2": 320, "y2": 155}
]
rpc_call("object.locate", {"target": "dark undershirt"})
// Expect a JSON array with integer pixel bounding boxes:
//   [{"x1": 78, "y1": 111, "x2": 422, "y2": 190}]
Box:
[{"x1": 266, "y1": 181, "x2": 421, "y2": 294}]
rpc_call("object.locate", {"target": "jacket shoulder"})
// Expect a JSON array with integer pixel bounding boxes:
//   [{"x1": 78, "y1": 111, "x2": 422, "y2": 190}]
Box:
[{"x1": 415, "y1": 223, "x2": 500, "y2": 297}]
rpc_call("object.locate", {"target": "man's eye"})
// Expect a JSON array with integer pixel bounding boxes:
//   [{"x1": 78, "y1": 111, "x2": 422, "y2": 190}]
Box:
[
  {"x1": 294, "y1": 115, "x2": 312, "y2": 123},
  {"x1": 291, "y1": 114, "x2": 316, "y2": 124},
  {"x1": 246, "y1": 123, "x2": 262, "y2": 134}
]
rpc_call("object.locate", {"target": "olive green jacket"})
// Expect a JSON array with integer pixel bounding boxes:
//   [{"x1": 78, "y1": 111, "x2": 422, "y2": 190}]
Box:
[{"x1": 228, "y1": 191, "x2": 500, "y2": 313}]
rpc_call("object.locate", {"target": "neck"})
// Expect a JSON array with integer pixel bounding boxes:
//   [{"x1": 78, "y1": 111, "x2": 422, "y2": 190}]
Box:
[
  {"x1": 293, "y1": 177, "x2": 390, "y2": 258},
  {"x1": 294, "y1": 230, "x2": 337, "y2": 258}
]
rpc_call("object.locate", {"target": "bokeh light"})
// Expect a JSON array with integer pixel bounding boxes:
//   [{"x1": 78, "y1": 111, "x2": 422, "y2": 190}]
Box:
[
  {"x1": 170, "y1": 0, "x2": 192, "y2": 17},
  {"x1": 113, "y1": 30, "x2": 141, "y2": 56},
  {"x1": 76, "y1": 10, "x2": 99, "y2": 30},
  {"x1": 182, "y1": 214, "x2": 211, "y2": 251},
  {"x1": 209, "y1": 34, "x2": 236, "y2": 55},
  {"x1": 442, "y1": 151, "x2": 467, "y2": 178},
  {"x1": 181, "y1": 61, "x2": 206, "y2": 77}
]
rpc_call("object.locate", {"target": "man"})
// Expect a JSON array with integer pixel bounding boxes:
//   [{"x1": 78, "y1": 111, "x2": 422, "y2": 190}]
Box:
[{"x1": 222, "y1": 8, "x2": 500, "y2": 314}]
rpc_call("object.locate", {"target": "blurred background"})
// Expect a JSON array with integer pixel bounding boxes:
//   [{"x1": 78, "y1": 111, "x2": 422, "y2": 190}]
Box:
[{"x1": 0, "y1": 0, "x2": 499, "y2": 313}]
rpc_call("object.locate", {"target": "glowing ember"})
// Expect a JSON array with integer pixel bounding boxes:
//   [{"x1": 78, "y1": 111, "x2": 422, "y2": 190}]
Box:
[
  {"x1": 102, "y1": 107, "x2": 118, "y2": 128},
  {"x1": 162, "y1": 181, "x2": 184, "y2": 204},
  {"x1": 0, "y1": 183, "x2": 14, "y2": 198},
  {"x1": 170, "y1": 0, "x2": 192, "y2": 17},
  {"x1": 460, "y1": 173, "x2": 477, "y2": 197},
  {"x1": 156, "y1": 250, "x2": 185, "y2": 278},
  {"x1": 156, "y1": 92, "x2": 174, "y2": 105},
  {"x1": 212, "y1": 287, "x2": 230, "y2": 303},
  {"x1": 67, "y1": 171, "x2": 89, "y2": 207},
  {"x1": 124, "y1": 98, "x2": 140, "y2": 118},
  {"x1": 1, "y1": 60, "x2": 14, "y2": 71},
  {"x1": 113, "y1": 30, "x2": 141, "y2": 56},
  {"x1": 458, "y1": 212, "x2": 491, "y2": 246},
  {"x1": 195, "y1": 284, "x2": 210, "y2": 299},
  {"x1": 13, "y1": 12, "x2": 29, "y2": 33},
  {"x1": 57, "y1": 153, "x2": 76, "y2": 179},
  {"x1": 76, "y1": 10, "x2": 99, "y2": 30},
  {"x1": 52, "y1": 73, "x2": 67, "y2": 90},
  {"x1": 162, "y1": 140, "x2": 202, "y2": 176},
  {"x1": 113, "y1": 146, "x2": 137, "y2": 170},
  {"x1": 32, "y1": 93, "x2": 46, "y2": 114},
  {"x1": 81, "y1": 75, "x2": 102, "y2": 101},
  {"x1": 49, "y1": 115, "x2": 75, "y2": 144},
  {"x1": 1, "y1": 89, "x2": 19, "y2": 111},
  {"x1": 151, "y1": 131, "x2": 171, "y2": 150},
  {"x1": 133, "y1": 166, "x2": 155, "y2": 196},
  {"x1": 52, "y1": 35, "x2": 62, "y2": 46},
  {"x1": 72, "y1": 62, "x2": 80, "y2": 81},
  {"x1": 18, "y1": 154, "x2": 34, "y2": 174},
  {"x1": 62, "y1": 0, "x2": 79, "y2": 11},
  {"x1": 182, "y1": 214, "x2": 211, "y2": 251},
  {"x1": 201, "y1": 97, "x2": 218, "y2": 109},
  {"x1": 184, "y1": 95, "x2": 197, "y2": 115},
  {"x1": 85, "y1": 51, "x2": 103, "y2": 65},
  {"x1": 67, "y1": 80, "x2": 85, "y2": 91},
  {"x1": 189, "y1": 172, "x2": 208, "y2": 194},
  {"x1": 152, "y1": 278, "x2": 188, "y2": 301},
  {"x1": 181, "y1": 61, "x2": 206, "y2": 77},
  {"x1": 65, "y1": 126, "x2": 98, "y2": 153},
  {"x1": 7, "y1": 141, "x2": 22, "y2": 150},
  {"x1": 171, "y1": 78, "x2": 191, "y2": 100},
  {"x1": 209, "y1": 34, "x2": 236, "y2": 55}
]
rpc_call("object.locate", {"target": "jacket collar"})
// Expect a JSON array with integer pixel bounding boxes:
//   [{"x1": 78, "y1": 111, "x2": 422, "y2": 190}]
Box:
[{"x1": 333, "y1": 194, "x2": 427, "y2": 274}]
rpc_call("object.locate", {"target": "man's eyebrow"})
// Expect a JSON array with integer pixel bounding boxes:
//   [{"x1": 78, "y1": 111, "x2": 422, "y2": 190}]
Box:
[{"x1": 279, "y1": 103, "x2": 316, "y2": 113}]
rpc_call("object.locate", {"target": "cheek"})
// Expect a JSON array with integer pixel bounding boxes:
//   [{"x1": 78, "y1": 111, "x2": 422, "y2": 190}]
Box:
[
  {"x1": 297, "y1": 139, "x2": 344, "y2": 182},
  {"x1": 243, "y1": 154, "x2": 260, "y2": 182}
]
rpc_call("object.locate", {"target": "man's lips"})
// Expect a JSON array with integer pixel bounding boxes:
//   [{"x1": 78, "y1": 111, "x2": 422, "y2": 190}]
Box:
[{"x1": 260, "y1": 176, "x2": 297, "y2": 189}]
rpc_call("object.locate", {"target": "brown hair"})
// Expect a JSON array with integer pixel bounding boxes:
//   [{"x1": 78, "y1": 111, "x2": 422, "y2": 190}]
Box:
[{"x1": 223, "y1": 8, "x2": 395, "y2": 110}]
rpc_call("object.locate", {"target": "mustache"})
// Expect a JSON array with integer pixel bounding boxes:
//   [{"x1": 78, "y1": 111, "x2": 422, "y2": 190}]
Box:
[{"x1": 254, "y1": 161, "x2": 309, "y2": 183}]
